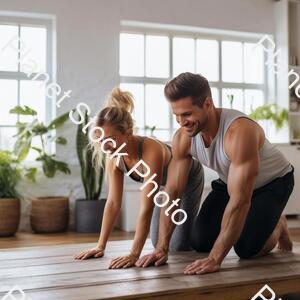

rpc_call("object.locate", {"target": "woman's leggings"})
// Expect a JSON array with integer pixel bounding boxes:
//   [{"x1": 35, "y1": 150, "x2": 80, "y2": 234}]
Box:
[{"x1": 150, "y1": 157, "x2": 204, "y2": 251}]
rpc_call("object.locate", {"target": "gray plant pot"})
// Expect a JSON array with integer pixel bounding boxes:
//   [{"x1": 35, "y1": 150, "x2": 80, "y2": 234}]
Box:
[{"x1": 75, "y1": 199, "x2": 106, "y2": 233}]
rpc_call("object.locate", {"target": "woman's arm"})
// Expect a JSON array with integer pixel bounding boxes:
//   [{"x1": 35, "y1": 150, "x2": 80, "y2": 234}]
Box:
[
  {"x1": 97, "y1": 158, "x2": 124, "y2": 249},
  {"x1": 109, "y1": 140, "x2": 164, "y2": 268},
  {"x1": 75, "y1": 158, "x2": 124, "y2": 260}
]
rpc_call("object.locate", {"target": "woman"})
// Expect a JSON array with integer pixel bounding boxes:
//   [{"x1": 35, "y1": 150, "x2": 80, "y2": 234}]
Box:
[{"x1": 74, "y1": 87, "x2": 204, "y2": 268}]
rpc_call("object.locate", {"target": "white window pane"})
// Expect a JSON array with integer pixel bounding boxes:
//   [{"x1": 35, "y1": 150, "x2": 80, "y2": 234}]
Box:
[
  {"x1": 119, "y1": 83, "x2": 144, "y2": 129},
  {"x1": 0, "y1": 25, "x2": 18, "y2": 71},
  {"x1": 0, "y1": 127, "x2": 17, "y2": 151},
  {"x1": 244, "y1": 43, "x2": 264, "y2": 84},
  {"x1": 172, "y1": 114, "x2": 180, "y2": 130},
  {"x1": 20, "y1": 26, "x2": 46, "y2": 73},
  {"x1": 154, "y1": 129, "x2": 170, "y2": 141},
  {"x1": 145, "y1": 84, "x2": 169, "y2": 128},
  {"x1": 120, "y1": 33, "x2": 144, "y2": 77},
  {"x1": 222, "y1": 89, "x2": 243, "y2": 111},
  {"x1": 0, "y1": 79, "x2": 18, "y2": 125},
  {"x1": 244, "y1": 89, "x2": 264, "y2": 115},
  {"x1": 20, "y1": 80, "x2": 46, "y2": 123},
  {"x1": 196, "y1": 39, "x2": 219, "y2": 81},
  {"x1": 173, "y1": 37, "x2": 195, "y2": 76},
  {"x1": 211, "y1": 87, "x2": 219, "y2": 107},
  {"x1": 222, "y1": 41, "x2": 243, "y2": 82},
  {"x1": 146, "y1": 35, "x2": 169, "y2": 78}
]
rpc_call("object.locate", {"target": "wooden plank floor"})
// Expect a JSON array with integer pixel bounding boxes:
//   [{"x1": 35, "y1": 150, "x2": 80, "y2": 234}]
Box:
[
  {"x1": 0, "y1": 225, "x2": 299, "y2": 249},
  {"x1": 0, "y1": 240, "x2": 300, "y2": 300},
  {"x1": 0, "y1": 230, "x2": 135, "y2": 249}
]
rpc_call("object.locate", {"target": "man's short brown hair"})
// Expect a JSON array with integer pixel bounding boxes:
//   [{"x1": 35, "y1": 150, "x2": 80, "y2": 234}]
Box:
[{"x1": 164, "y1": 72, "x2": 211, "y2": 106}]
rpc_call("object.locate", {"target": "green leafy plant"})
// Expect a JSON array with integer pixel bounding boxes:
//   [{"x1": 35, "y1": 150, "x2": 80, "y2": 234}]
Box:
[
  {"x1": 76, "y1": 110, "x2": 105, "y2": 200},
  {"x1": 0, "y1": 150, "x2": 22, "y2": 198},
  {"x1": 249, "y1": 103, "x2": 289, "y2": 130},
  {"x1": 9, "y1": 105, "x2": 71, "y2": 178}
]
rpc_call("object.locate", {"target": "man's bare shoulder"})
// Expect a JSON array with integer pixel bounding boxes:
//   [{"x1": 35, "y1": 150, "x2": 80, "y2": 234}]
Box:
[
  {"x1": 225, "y1": 117, "x2": 265, "y2": 159},
  {"x1": 172, "y1": 128, "x2": 192, "y2": 158},
  {"x1": 226, "y1": 117, "x2": 265, "y2": 143}
]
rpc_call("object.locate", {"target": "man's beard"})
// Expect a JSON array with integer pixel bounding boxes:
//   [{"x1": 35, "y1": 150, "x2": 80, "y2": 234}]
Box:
[{"x1": 189, "y1": 117, "x2": 208, "y2": 137}]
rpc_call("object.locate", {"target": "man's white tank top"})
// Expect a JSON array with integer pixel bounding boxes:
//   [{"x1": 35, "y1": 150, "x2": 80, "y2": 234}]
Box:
[{"x1": 191, "y1": 108, "x2": 292, "y2": 189}]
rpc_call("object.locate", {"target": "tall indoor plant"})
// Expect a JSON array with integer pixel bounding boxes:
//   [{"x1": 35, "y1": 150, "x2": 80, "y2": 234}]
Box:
[
  {"x1": 75, "y1": 110, "x2": 106, "y2": 233},
  {"x1": 10, "y1": 105, "x2": 71, "y2": 233}
]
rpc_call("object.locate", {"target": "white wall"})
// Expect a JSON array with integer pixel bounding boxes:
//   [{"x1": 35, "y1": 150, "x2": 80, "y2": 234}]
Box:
[{"x1": 0, "y1": 0, "x2": 276, "y2": 231}]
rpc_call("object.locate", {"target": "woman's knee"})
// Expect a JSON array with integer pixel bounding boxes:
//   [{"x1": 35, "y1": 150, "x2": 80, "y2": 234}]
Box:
[
  {"x1": 169, "y1": 240, "x2": 191, "y2": 251},
  {"x1": 150, "y1": 230, "x2": 158, "y2": 248}
]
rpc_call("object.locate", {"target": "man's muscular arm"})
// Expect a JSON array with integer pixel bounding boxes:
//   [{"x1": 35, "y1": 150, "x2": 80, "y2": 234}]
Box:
[
  {"x1": 209, "y1": 119, "x2": 262, "y2": 263},
  {"x1": 184, "y1": 118, "x2": 263, "y2": 275},
  {"x1": 135, "y1": 129, "x2": 192, "y2": 267},
  {"x1": 156, "y1": 130, "x2": 193, "y2": 252}
]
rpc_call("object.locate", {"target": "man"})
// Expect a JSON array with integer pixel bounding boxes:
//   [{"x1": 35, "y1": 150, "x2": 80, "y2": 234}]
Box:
[{"x1": 135, "y1": 72, "x2": 294, "y2": 275}]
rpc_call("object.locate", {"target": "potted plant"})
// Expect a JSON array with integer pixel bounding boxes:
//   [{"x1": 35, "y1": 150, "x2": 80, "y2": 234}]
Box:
[
  {"x1": 0, "y1": 150, "x2": 22, "y2": 237},
  {"x1": 249, "y1": 103, "x2": 289, "y2": 130},
  {"x1": 227, "y1": 94, "x2": 235, "y2": 109},
  {"x1": 75, "y1": 110, "x2": 106, "y2": 233},
  {"x1": 9, "y1": 105, "x2": 71, "y2": 233},
  {"x1": 145, "y1": 125, "x2": 156, "y2": 138},
  {"x1": 0, "y1": 150, "x2": 35, "y2": 236}
]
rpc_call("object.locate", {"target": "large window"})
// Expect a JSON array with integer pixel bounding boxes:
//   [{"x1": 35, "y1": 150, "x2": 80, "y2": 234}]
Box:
[
  {"x1": 0, "y1": 16, "x2": 54, "y2": 154},
  {"x1": 119, "y1": 29, "x2": 268, "y2": 141}
]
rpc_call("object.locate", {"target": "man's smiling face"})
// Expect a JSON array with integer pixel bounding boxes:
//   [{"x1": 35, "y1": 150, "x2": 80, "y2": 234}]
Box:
[{"x1": 170, "y1": 96, "x2": 211, "y2": 137}]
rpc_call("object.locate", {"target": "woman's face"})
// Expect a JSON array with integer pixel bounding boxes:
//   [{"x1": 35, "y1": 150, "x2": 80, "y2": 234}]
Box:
[{"x1": 94, "y1": 125, "x2": 129, "y2": 154}]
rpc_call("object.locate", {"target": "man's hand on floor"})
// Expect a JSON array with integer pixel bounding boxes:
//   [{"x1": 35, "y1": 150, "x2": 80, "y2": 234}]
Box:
[
  {"x1": 135, "y1": 248, "x2": 168, "y2": 267},
  {"x1": 184, "y1": 257, "x2": 220, "y2": 275}
]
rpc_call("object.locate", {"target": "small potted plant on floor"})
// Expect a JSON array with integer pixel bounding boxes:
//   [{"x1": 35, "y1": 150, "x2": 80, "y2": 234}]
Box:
[
  {"x1": 10, "y1": 105, "x2": 71, "y2": 233},
  {"x1": 75, "y1": 110, "x2": 106, "y2": 233},
  {"x1": 0, "y1": 150, "x2": 21, "y2": 237},
  {"x1": 0, "y1": 150, "x2": 35, "y2": 236}
]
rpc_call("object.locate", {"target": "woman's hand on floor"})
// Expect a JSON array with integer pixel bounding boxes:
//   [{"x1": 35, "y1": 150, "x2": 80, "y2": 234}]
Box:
[
  {"x1": 109, "y1": 254, "x2": 139, "y2": 269},
  {"x1": 135, "y1": 249, "x2": 168, "y2": 267},
  {"x1": 74, "y1": 246, "x2": 104, "y2": 260},
  {"x1": 183, "y1": 257, "x2": 220, "y2": 275}
]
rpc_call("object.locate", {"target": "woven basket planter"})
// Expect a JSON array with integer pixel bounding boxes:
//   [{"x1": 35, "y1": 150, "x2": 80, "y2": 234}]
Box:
[
  {"x1": 30, "y1": 197, "x2": 69, "y2": 233},
  {"x1": 0, "y1": 198, "x2": 20, "y2": 237}
]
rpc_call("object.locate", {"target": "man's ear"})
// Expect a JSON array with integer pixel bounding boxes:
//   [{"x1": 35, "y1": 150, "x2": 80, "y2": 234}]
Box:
[{"x1": 204, "y1": 97, "x2": 213, "y2": 108}]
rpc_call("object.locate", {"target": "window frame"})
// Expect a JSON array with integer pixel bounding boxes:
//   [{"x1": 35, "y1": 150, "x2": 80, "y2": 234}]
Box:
[
  {"x1": 0, "y1": 11, "x2": 56, "y2": 153},
  {"x1": 119, "y1": 22, "x2": 273, "y2": 141}
]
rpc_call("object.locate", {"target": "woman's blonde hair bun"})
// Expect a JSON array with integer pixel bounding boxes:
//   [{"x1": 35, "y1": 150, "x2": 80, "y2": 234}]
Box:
[{"x1": 106, "y1": 87, "x2": 134, "y2": 114}]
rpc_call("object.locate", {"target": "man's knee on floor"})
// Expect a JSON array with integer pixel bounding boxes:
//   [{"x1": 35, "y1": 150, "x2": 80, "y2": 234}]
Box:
[{"x1": 234, "y1": 240, "x2": 260, "y2": 259}]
